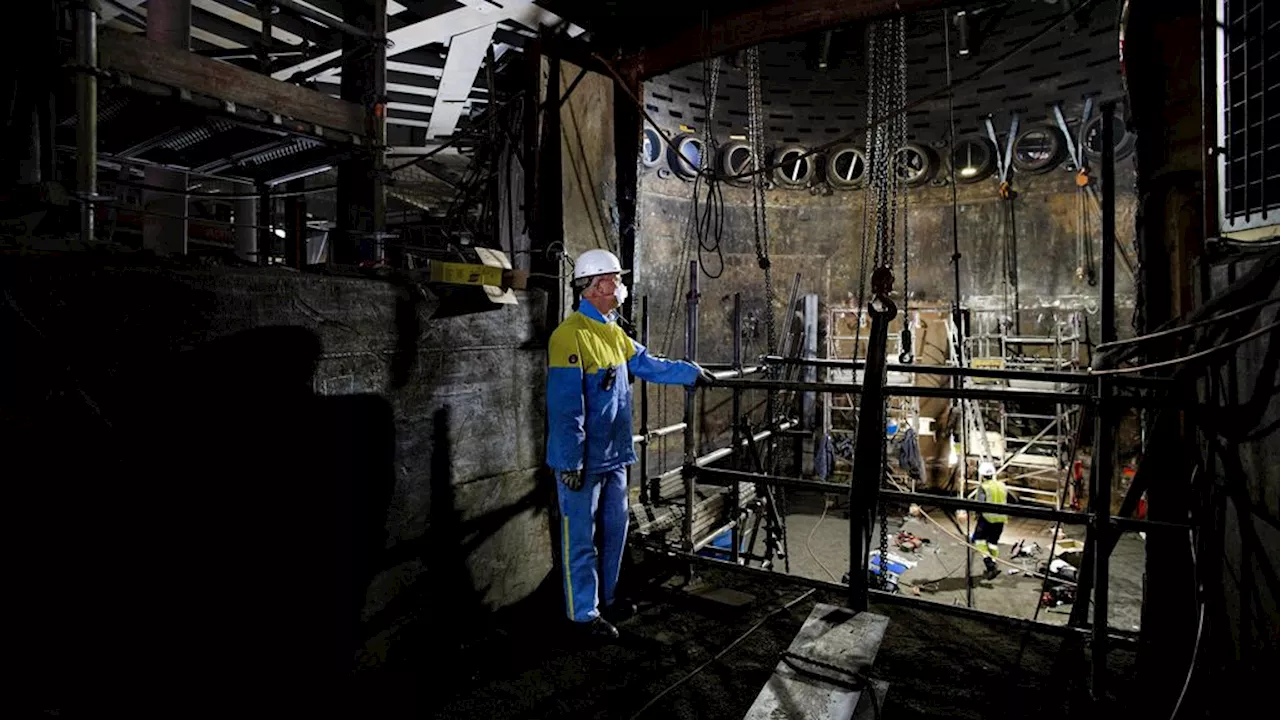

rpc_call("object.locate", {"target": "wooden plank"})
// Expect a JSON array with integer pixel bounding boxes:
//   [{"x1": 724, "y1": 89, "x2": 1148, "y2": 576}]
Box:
[
  {"x1": 744, "y1": 604, "x2": 890, "y2": 720},
  {"x1": 624, "y1": 0, "x2": 957, "y2": 80},
  {"x1": 99, "y1": 28, "x2": 367, "y2": 138}
]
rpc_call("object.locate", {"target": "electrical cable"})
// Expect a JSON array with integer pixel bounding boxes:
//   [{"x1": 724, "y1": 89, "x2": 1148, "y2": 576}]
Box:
[
  {"x1": 627, "y1": 588, "x2": 817, "y2": 720},
  {"x1": 593, "y1": 0, "x2": 1107, "y2": 184},
  {"x1": 1091, "y1": 318, "x2": 1280, "y2": 376},
  {"x1": 1094, "y1": 295, "x2": 1280, "y2": 351},
  {"x1": 806, "y1": 497, "x2": 839, "y2": 583}
]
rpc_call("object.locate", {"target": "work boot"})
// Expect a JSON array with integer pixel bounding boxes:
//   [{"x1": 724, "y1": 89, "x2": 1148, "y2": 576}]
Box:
[
  {"x1": 603, "y1": 601, "x2": 638, "y2": 624},
  {"x1": 983, "y1": 559, "x2": 1001, "y2": 580},
  {"x1": 575, "y1": 616, "x2": 619, "y2": 641}
]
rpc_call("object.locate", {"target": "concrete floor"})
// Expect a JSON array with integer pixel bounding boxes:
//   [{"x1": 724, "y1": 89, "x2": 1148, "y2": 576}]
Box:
[
  {"x1": 762, "y1": 494, "x2": 1146, "y2": 631},
  {"x1": 366, "y1": 562, "x2": 1139, "y2": 719}
]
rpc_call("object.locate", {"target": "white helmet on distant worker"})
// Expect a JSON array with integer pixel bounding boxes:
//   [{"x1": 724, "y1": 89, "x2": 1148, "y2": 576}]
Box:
[
  {"x1": 978, "y1": 461, "x2": 997, "y2": 478},
  {"x1": 573, "y1": 249, "x2": 629, "y2": 281}
]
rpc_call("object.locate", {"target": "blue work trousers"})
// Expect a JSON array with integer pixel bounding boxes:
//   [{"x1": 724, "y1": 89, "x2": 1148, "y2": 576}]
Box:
[{"x1": 555, "y1": 467, "x2": 629, "y2": 623}]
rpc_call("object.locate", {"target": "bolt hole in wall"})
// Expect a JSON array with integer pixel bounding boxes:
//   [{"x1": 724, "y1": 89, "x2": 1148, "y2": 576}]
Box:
[{"x1": 630, "y1": 1, "x2": 1143, "y2": 627}]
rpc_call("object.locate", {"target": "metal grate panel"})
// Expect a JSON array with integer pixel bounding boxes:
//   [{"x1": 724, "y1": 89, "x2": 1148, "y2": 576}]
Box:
[{"x1": 1218, "y1": 0, "x2": 1280, "y2": 233}]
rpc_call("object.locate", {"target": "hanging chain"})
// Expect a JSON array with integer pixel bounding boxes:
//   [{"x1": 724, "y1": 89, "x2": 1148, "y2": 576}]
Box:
[
  {"x1": 702, "y1": 55, "x2": 721, "y2": 173},
  {"x1": 864, "y1": 17, "x2": 907, "y2": 301},
  {"x1": 747, "y1": 46, "x2": 776, "y2": 358},
  {"x1": 878, "y1": 398, "x2": 891, "y2": 589}
]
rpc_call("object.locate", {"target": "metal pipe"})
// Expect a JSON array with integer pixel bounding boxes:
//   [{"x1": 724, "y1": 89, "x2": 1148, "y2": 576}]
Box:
[
  {"x1": 652, "y1": 421, "x2": 799, "y2": 483},
  {"x1": 1090, "y1": 375, "x2": 1114, "y2": 698},
  {"x1": 700, "y1": 468, "x2": 848, "y2": 495},
  {"x1": 640, "y1": 295, "x2": 651, "y2": 504},
  {"x1": 731, "y1": 292, "x2": 743, "y2": 564},
  {"x1": 711, "y1": 365, "x2": 764, "y2": 380},
  {"x1": 1092, "y1": 101, "x2": 1117, "y2": 695},
  {"x1": 75, "y1": 3, "x2": 98, "y2": 246},
  {"x1": 880, "y1": 489, "x2": 1084, "y2": 524},
  {"x1": 760, "y1": 355, "x2": 1169, "y2": 388},
  {"x1": 693, "y1": 520, "x2": 738, "y2": 553},
  {"x1": 715, "y1": 377, "x2": 1090, "y2": 406},
  {"x1": 683, "y1": 260, "x2": 699, "y2": 554},
  {"x1": 272, "y1": 0, "x2": 376, "y2": 40},
  {"x1": 1101, "y1": 102, "x2": 1117, "y2": 345}
]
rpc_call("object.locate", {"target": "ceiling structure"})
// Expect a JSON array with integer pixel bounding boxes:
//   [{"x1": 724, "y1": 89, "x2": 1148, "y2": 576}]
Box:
[{"x1": 99, "y1": 0, "x2": 584, "y2": 144}]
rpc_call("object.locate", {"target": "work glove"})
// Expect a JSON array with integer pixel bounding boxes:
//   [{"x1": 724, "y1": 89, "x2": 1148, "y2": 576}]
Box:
[
  {"x1": 559, "y1": 469, "x2": 584, "y2": 491},
  {"x1": 694, "y1": 364, "x2": 717, "y2": 387}
]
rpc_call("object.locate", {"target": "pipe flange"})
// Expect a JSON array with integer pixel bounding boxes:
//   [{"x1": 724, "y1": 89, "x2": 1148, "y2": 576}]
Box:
[
  {"x1": 893, "y1": 143, "x2": 937, "y2": 187},
  {"x1": 771, "y1": 144, "x2": 815, "y2": 188},
  {"x1": 1011, "y1": 125, "x2": 1065, "y2": 174},
  {"x1": 948, "y1": 137, "x2": 996, "y2": 184},
  {"x1": 667, "y1": 133, "x2": 704, "y2": 180},
  {"x1": 1082, "y1": 112, "x2": 1136, "y2": 162},
  {"x1": 640, "y1": 127, "x2": 663, "y2": 169},
  {"x1": 717, "y1": 140, "x2": 754, "y2": 186},
  {"x1": 824, "y1": 144, "x2": 867, "y2": 190}
]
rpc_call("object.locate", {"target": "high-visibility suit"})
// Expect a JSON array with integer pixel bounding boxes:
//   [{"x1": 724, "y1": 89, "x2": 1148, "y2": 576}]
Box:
[
  {"x1": 546, "y1": 301, "x2": 700, "y2": 622},
  {"x1": 973, "y1": 477, "x2": 1009, "y2": 568}
]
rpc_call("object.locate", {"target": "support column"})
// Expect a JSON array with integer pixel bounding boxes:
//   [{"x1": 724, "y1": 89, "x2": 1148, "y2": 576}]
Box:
[
  {"x1": 532, "y1": 33, "x2": 564, "y2": 322},
  {"x1": 613, "y1": 68, "x2": 642, "y2": 324},
  {"x1": 234, "y1": 196, "x2": 257, "y2": 263},
  {"x1": 142, "y1": 0, "x2": 190, "y2": 255},
  {"x1": 257, "y1": 184, "x2": 272, "y2": 265},
  {"x1": 334, "y1": 0, "x2": 386, "y2": 264},
  {"x1": 75, "y1": 0, "x2": 99, "y2": 246},
  {"x1": 283, "y1": 179, "x2": 307, "y2": 269}
]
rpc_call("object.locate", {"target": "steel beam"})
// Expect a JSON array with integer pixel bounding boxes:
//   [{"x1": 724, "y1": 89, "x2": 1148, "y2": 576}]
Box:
[
  {"x1": 332, "y1": 0, "x2": 385, "y2": 263},
  {"x1": 98, "y1": 28, "x2": 367, "y2": 137},
  {"x1": 622, "y1": 0, "x2": 955, "y2": 80},
  {"x1": 273, "y1": 0, "x2": 376, "y2": 39},
  {"x1": 142, "y1": 0, "x2": 191, "y2": 256}
]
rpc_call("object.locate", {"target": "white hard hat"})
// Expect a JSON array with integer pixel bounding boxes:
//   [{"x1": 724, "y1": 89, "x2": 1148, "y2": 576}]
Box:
[
  {"x1": 978, "y1": 461, "x2": 997, "y2": 478},
  {"x1": 573, "y1": 249, "x2": 629, "y2": 281}
]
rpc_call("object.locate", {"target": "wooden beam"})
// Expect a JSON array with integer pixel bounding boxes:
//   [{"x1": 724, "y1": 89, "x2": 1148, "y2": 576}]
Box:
[
  {"x1": 623, "y1": 0, "x2": 956, "y2": 80},
  {"x1": 99, "y1": 27, "x2": 367, "y2": 138}
]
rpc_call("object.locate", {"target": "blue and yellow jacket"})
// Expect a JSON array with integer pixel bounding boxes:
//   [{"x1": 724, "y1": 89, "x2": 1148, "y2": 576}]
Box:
[{"x1": 547, "y1": 302, "x2": 700, "y2": 473}]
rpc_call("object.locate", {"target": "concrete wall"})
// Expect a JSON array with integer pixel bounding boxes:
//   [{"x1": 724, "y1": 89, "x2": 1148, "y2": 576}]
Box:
[
  {"x1": 634, "y1": 166, "x2": 1138, "y2": 478},
  {"x1": 6, "y1": 258, "x2": 551, "y2": 676}
]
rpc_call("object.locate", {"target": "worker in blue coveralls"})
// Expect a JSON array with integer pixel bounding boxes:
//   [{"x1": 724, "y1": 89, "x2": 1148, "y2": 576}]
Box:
[{"x1": 547, "y1": 249, "x2": 714, "y2": 640}]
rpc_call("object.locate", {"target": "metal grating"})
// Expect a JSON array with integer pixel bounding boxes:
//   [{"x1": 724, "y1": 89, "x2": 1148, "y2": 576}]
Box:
[{"x1": 1217, "y1": 0, "x2": 1280, "y2": 233}]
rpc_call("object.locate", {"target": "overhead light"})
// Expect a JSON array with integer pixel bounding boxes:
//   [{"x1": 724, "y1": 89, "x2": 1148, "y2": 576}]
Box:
[
  {"x1": 729, "y1": 134, "x2": 747, "y2": 141},
  {"x1": 960, "y1": 166, "x2": 979, "y2": 177},
  {"x1": 274, "y1": 228, "x2": 286, "y2": 238}
]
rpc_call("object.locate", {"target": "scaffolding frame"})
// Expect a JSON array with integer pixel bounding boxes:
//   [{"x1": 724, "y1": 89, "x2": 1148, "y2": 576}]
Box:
[{"x1": 953, "y1": 309, "x2": 1085, "y2": 509}]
